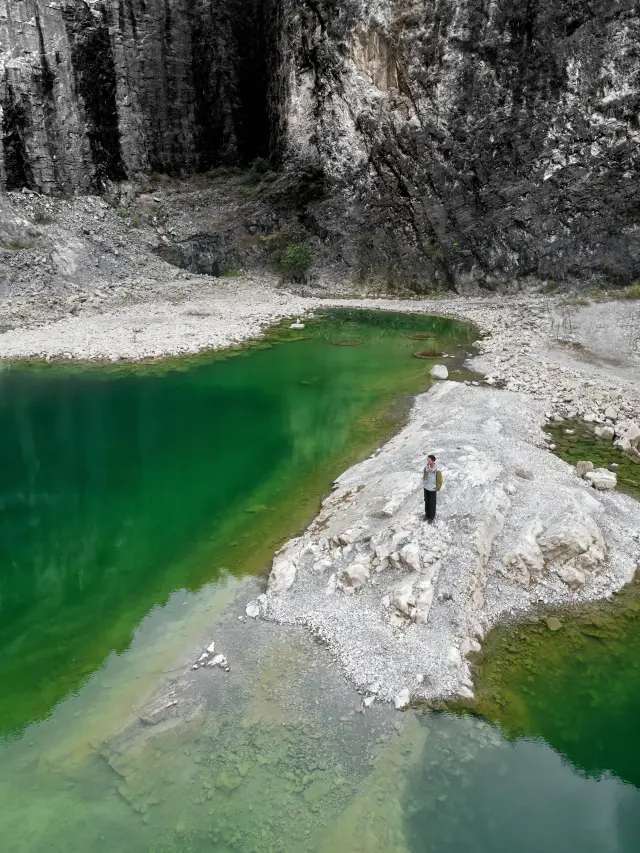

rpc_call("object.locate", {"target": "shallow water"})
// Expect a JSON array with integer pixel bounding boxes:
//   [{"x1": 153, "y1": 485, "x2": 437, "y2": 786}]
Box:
[
  {"x1": 0, "y1": 308, "x2": 476, "y2": 851},
  {"x1": 2, "y1": 309, "x2": 640, "y2": 853},
  {"x1": 546, "y1": 420, "x2": 640, "y2": 499},
  {"x1": 431, "y1": 576, "x2": 640, "y2": 853}
]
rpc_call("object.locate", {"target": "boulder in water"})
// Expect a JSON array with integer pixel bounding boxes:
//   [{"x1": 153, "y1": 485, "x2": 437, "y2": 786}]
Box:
[{"x1": 429, "y1": 364, "x2": 448, "y2": 380}]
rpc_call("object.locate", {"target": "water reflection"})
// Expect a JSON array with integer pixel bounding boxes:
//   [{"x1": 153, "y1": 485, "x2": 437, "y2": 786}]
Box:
[
  {"x1": 405, "y1": 714, "x2": 640, "y2": 853},
  {"x1": 0, "y1": 310, "x2": 475, "y2": 736}
]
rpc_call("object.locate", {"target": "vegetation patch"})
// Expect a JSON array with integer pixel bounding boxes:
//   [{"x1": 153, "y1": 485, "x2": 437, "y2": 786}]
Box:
[
  {"x1": 447, "y1": 572, "x2": 640, "y2": 789},
  {"x1": 0, "y1": 237, "x2": 35, "y2": 251},
  {"x1": 278, "y1": 243, "x2": 313, "y2": 282}
]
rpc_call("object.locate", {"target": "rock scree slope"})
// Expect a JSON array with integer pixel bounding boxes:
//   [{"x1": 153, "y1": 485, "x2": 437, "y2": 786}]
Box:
[{"x1": 1, "y1": 0, "x2": 639, "y2": 289}]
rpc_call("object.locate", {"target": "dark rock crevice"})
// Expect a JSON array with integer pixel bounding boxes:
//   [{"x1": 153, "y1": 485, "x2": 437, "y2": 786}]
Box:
[
  {"x1": 63, "y1": 2, "x2": 127, "y2": 189},
  {"x1": 1, "y1": 83, "x2": 33, "y2": 192}
]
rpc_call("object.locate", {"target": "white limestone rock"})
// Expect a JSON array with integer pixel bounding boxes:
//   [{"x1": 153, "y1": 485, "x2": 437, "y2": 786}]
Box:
[
  {"x1": 245, "y1": 601, "x2": 260, "y2": 619},
  {"x1": 413, "y1": 585, "x2": 435, "y2": 625},
  {"x1": 575, "y1": 460, "x2": 594, "y2": 478},
  {"x1": 429, "y1": 364, "x2": 449, "y2": 380},
  {"x1": 555, "y1": 566, "x2": 586, "y2": 590},
  {"x1": 400, "y1": 542, "x2": 421, "y2": 572},
  {"x1": 269, "y1": 554, "x2": 298, "y2": 593},
  {"x1": 584, "y1": 469, "x2": 617, "y2": 491},
  {"x1": 502, "y1": 521, "x2": 545, "y2": 586},
  {"x1": 594, "y1": 425, "x2": 615, "y2": 441},
  {"x1": 394, "y1": 688, "x2": 410, "y2": 710},
  {"x1": 446, "y1": 646, "x2": 462, "y2": 667},
  {"x1": 389, "y1": 580, "x2": 414, "y2": 615},
  {"x1": 338, "y1": 563, "x2": 370, "y2": 594},
  {"x1": 537, "y1": 509, "x2": 606, "y2": 572},
  {"x1": 460, "y1": 637, "x2": 482, "y2": 656}
]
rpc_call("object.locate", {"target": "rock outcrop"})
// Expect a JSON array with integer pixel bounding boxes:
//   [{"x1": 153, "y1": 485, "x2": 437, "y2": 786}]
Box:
[
  {"x1": 262, "y1": 381, "x2": 640, "y2": 703},
  {"x1": 1, "y1": 1, "x2": 639, "y2": 288},
  {"x1": 0, "y1": 0, "x2": 281, "y2": 192},
  {"x1": 288, "y1": 0, "x2": 640, "y2": 290}
]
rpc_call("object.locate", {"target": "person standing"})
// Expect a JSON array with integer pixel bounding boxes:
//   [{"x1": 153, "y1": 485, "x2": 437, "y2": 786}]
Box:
[{"x1": 423, "y1": 454, "x2": 442, "y2": 523}]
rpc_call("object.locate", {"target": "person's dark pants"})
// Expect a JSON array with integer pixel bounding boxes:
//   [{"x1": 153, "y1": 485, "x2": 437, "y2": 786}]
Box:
[{"x1": 424, "y1": 488, "x2": 437, "y2": 521}]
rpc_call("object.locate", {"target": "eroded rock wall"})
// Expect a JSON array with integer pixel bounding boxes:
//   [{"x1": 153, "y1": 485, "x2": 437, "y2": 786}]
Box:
[{"x1": 285, "y1": 0, "x2": 640, "y2": 288}]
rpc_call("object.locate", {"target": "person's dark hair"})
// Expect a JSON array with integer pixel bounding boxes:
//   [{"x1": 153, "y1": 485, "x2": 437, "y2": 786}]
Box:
[{"x1": 428, "y1": 454, "x2": 436, "y2": 462}]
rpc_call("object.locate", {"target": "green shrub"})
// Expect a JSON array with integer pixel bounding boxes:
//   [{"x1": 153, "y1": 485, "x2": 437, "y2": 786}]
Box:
[
  {"x1": 544, "y1": 280, "x2": 560, "y2": 293},
  {"x1": 623, "y1": 282, "x2": 640, "y2": 300},
  {"x1": 561, "y1": 297, "x2": 590, "y2": 307},
  {"x1": 279, "y1": 243, "x2": 312, "y2": 282}
]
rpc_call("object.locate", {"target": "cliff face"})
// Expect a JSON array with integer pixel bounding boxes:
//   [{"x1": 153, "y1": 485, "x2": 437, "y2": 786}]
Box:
[
  {"x1": 1, "y1": 0, "x2": 639, "y2": 289},
  {"x1": 0, "y1": 0, "x2": 281, "y2": 192},
  {"x1": 286, "y1": 0, "x2": 640, "y2": 289}
]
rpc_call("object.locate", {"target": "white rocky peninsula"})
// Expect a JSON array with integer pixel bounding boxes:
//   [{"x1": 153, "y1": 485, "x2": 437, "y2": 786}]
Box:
[{"x1": 262, "y1": 381, "x2": 640, "y2": 706}]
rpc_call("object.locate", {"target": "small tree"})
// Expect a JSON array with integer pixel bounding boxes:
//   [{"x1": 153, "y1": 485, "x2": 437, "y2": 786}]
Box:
[{"x1": 279, "y1": 243, "x2": 312, "y2": 282}]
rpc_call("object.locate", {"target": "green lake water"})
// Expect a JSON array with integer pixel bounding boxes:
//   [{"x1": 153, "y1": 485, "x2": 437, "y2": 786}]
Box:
[{"x1": 1, "y1": 308, "x2": 639, "y2": 853}]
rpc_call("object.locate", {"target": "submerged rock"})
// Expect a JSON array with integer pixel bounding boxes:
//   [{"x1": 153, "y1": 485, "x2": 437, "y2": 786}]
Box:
[{"x1": 245, "y1": 601, "x2": 260, "y2": 619}]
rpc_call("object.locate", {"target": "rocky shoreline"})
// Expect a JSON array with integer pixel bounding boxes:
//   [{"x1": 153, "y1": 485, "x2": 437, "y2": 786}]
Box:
[
  {"x1": 257, "y1": 294, "x2": 639, "y2": 706},
  {"x1": 1, "y1": 283, "x2": 639, "y2": 708},
  {"x1": 260, "y1": 381, "x2": 640, "y2": 705}
]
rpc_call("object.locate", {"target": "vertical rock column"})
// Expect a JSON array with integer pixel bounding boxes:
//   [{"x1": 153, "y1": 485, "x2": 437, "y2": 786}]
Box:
[{"x1": 0, "y1": 0, "x2": 95, "y2": 191}]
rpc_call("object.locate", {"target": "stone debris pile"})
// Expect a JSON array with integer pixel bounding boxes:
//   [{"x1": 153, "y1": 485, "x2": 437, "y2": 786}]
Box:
[{"x1": 191, "y1": 639, "x2": 230, "y2": 673}]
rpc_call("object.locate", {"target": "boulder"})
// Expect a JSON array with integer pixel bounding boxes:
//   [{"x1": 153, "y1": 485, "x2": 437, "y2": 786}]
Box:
[
  {"x1": 338, "y1": 563, "x2": 370, "y2": 594},
  {"x1": 537, "y1": 509, "x2": 606, "y2": 572},
  {"x1": 502, "y1": 529, "x2": 544, "y2": 586},
  {"x1": 594, "y1": 425, "x2": 615, "y2": 441},
  {"x1": 575, "y1": 460, "x2": 594, "y2": 478},
  {"x1": 400, "y1": 542, "x2": 421, "y2": 572},
  {"x1": 626, "y1": 423, "x2": 640, "y2": 445},
  {"x1": 413, "y1": 585, "x2": 434, "y2": 625},
  {"x1": 460, "y1": 637, "x2": 482, "y2": 656},
  {"x1": 555, "y1": 566, "x2": 586, "y2": 590},
  {"x1": 269, "y1": 554, "x2": 297, "y2": 593},
  {"x1": 394, "y1": 688, "x2": 410, "y2": 710},
  {"x1": 389, "y1": 580, "x2": 414, "y2": 615},
  {"x1": 446, "y1": 646, "x2": 463, "y2": 667},
  {"x1": 429, "y1": 364, "x2": 448, "y2": 380},
  {"x1": 584, "y1": 469, "x2": 617, "y2": 491}
]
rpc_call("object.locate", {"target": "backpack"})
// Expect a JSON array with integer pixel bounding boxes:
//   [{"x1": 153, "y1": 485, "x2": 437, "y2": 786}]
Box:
[{"x1": 436, "y1": 470, "x2": 443, "y2": 492}]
